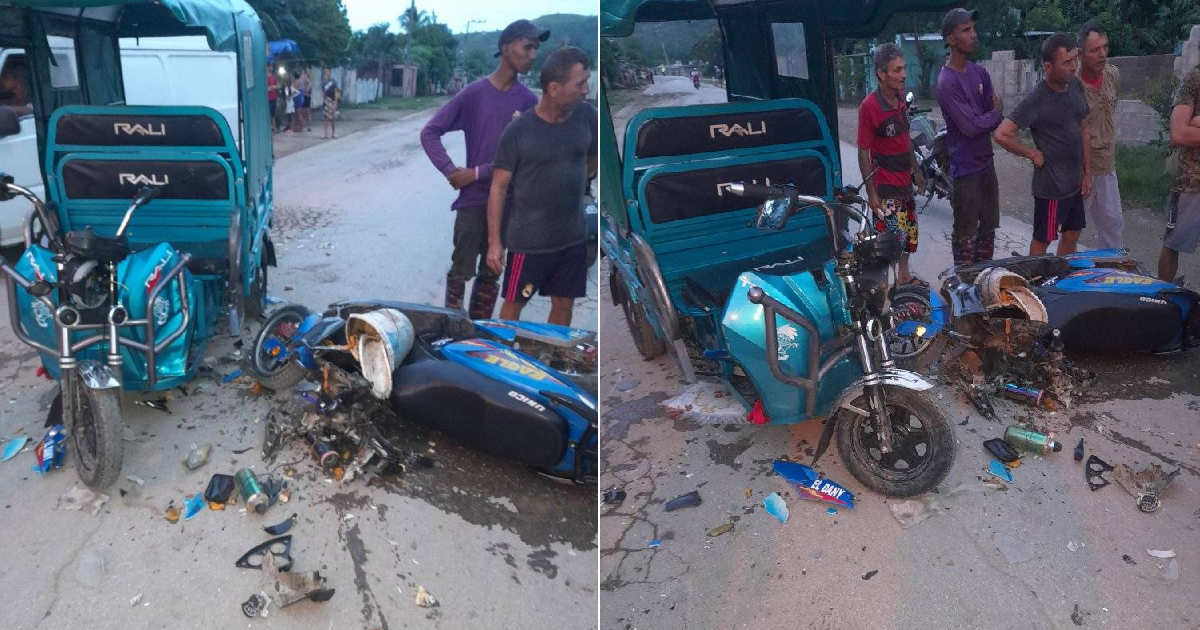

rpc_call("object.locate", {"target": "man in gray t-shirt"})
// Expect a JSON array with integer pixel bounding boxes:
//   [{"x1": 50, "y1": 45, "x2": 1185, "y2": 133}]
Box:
[
  {"x1": 995, "y1": 33, "x2": 1091, "y2": 256},
  {"x1": 487, "y1": 47, "x2": 598, "y2": 325}
]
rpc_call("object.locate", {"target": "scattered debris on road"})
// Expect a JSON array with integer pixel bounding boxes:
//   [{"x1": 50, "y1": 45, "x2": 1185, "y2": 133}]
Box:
[
  {"x1": 1114, "y1": 462, "x2": 1180, "y2": 513},
  {"x1": 237, "y1": 536, "x2": 294, "y2": 571},
  {"x1": 264, "y1": 513, "x2": 297, "y2": 535},
  {"x1": 135, "y1": 398, "x2": 171, "y2": 414},
  {"x1": 988, "y1": 460, "x2": 1014, "y2": 483},
  {"x1": 184, "y1": 443, "x2": 212, "y2": 469},
  {"x1": 706, "y1": 523, "x2": 733, "y2": 537},
  {"x1": 646, "y1": 539, "x2": 662, "y2": 548},
  {"x1": 1, "y1": 436, "x2": 28, "y2": 462},
  {"x1": 773, "y1": 460, "x2": 855, "y2": 509},
  {"x1": 984, "y1": 438, "x2": 1020, "y2": 463},
  {"x1": 414, "y1": 585, "x2": 438, "y2": 608},
  {"x1": 1004, "y1": 425, "x2": 1061, "y2": 454},
  {"x1": 1085, "y1": 456, "x2": 1115, "y2": 491},
  {"x1": 763, "y1": 492, "x2": 788, "y2": 524},
  {"x1": 664, "y1": 490, "x2": 701, "y2": 512},
  {"x1": 861, "y1": 570, "x2": 878, "y2": 580},
  {"x1": 602, "y1": 488, "x2": 626, "y2": 505}
]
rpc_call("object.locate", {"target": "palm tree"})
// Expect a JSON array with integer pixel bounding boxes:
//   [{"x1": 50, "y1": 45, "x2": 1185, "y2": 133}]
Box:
[{"x1": 399, "y1": 0, "x2": 428, "y2": 37}]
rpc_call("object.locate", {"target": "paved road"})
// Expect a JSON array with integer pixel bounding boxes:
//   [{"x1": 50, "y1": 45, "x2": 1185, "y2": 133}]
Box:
[
  {"x1": 0, "y1": 107, "x2": 597, "y2": 630},
  {"x1": 601, "y1": 84, "x2": 1200, "y2": 630}
]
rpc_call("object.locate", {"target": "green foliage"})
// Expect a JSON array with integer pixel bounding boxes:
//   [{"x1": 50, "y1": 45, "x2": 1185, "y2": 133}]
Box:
[
  {"x1": 1116, "y1": 144, "x2": 1171, "y2": 211},
  {"x1": 246, "y1": 0, "x2": 352, "y2": 68},
  {"x1": 456, "y1": 13, "x2": 599, "y2": 77},
  {"x1": 689, "y1": 24, "x2": 723, "y2": 72},
  {"x1": 1145, "y1": 76, "x2": 1182, "y2": 138},
  {"x1": 462, "y1": 49, "x2": 490, "y2": 82}
]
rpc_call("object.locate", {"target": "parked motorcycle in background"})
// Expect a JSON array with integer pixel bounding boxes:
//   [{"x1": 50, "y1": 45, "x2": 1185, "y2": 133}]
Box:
[{"x1": 906, "y1": 92, "x2": 952, "y2": 211}]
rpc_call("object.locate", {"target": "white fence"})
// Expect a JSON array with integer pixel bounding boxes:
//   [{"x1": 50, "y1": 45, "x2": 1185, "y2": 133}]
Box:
[{"x1": 309, "y1": 67, "x2": 383, "y2": 109}]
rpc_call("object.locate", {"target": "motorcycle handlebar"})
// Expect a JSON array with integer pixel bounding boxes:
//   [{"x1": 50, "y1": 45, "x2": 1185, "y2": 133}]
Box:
[{"x1": 726, "y1": 182, "x2": 793, "y2": 199}]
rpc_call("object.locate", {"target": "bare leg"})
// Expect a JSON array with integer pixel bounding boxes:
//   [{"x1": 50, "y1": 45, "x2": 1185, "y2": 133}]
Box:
[
  {"x1": 1159, "y1": 246, "x2": 1179, "y2": 282},
  {"x1": 548, "y1": 297, "x2": 574, "y2": 326},
  {"x1": 499, "y1": 300, "x2": 526, "y2": 321},
  {"x1": 1056, "y1": 230, "x2": 1081, "y2": 255},
  {"x1": 897, "y1": 252, "x2": 912, "y2": 285},
  {"x1": 1029, "y1": 240, "x2": 1049, "y2": 256}
]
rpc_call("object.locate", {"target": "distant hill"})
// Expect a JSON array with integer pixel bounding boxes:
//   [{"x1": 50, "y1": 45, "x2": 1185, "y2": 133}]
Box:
[
  {"x1": 456, "y1": 14, "x2": 597, "y2": 69},
  {"x1": 621, "y1": 20, "x2": 715, "y2": 65}
]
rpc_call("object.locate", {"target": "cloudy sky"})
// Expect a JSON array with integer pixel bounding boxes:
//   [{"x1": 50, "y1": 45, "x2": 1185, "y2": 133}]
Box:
[{"x1": 341, "y1": 0, "x2": 598, "y2": 34}]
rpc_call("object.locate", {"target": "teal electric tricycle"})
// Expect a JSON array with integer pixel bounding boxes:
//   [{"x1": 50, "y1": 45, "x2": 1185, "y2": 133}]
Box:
[
  {"x1": 0, "y1": 0, "x2": 274, "y2": 487},
  {"x1": 601, "y1": 0, "x2": 957, "y2": 495}
]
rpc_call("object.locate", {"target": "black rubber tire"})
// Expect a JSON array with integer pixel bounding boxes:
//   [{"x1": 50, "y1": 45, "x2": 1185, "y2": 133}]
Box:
[
  {"x1": 71, "y1": 386, "x2": 124, "y2": 489},
  {"x1": 614, "y1": 266, "x2": 666, "y2": 360},
  {"x1": 889, "y1": 285, "x2": 942, "y2": 371},
  {"x1": 834, "y1": 386, "x2": 955, "y2": 497},
  {"x1": 246, "y1": 261, "x2": 268, "y2": 319},
  {"x1": 245, "y1": 304, "x2": 313, "y2": 391}
]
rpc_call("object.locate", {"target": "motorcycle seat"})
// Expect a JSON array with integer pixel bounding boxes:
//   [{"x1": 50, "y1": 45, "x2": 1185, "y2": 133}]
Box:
[{"x1": 64, "y1": 227, "x2": 130, "y2": 264}]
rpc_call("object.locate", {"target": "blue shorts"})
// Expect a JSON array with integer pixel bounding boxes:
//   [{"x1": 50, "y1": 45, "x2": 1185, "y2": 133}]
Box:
[{"x1": 503, "y1": 243, "x2": 587, "y2": 303}]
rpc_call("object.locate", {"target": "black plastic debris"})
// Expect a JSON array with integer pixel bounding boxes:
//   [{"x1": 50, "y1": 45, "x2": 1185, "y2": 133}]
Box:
[
  {"x1": 1085, "y1": 455, "x2": 1114, "y2": 491},
  {"x1": 602, "y1": 489, "x2": 626, "y2": 505},
  {"x1": 135, "y1": 398, "x2": 171, "y2": 414},
  {"x1": 983, "y1": 438, "x2": 1020, "y2": 464},
  {"x1": 1073, "y1": 438, "x2": 1084, "y2": 462},
  {"x1": 236, "y1": 536, "x2": 294, "y2": 571},
  {"x1": 264, "y1": 513, "x2": 297, "y2": 536},
  {"x1": 862, "y1": 570, "x2": 879, "y2": 580},
  {"x1": 664, "y1": 490, "x2": 702, "y2": 512},
  {"x1": 204, "y1": 474, "x2": 236, "y2": 504},
  {"x1": 1122, "y1": 554, "x2": 1137, "y2": 565},
  {"x1": 241, "y1": 593, "x2": 267, "y2": 618}
]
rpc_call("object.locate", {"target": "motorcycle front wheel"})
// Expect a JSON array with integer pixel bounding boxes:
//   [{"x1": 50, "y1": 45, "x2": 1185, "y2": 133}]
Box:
[
  {"x1": 245, "y1": 304, "x2": 313, "y2": 391},
  {"x1": 888, "y1": 285, "x2": 946, "y2": 371},
  {"x1": 56, "y1": 385, "x2": 124, "y2": 488},
  {"x1": 835, "y1": 386, "x2": 954, "y2": 497}
]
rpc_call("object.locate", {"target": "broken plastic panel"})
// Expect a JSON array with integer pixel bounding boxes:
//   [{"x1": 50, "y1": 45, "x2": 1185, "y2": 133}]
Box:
[
  {"x1": 772, "y1": 460, "x2": 855, "y2": 509},
  {"x1": 1085, "y1": 455, "x2": 1114, "y2": 491},
  {"x1": 264, "y1": 513, "x2": 297, "y2": 536},
  {"x1": 236, "y1": 536, "x2": 294, "y2": 571},
  {"x1": 763, "y1": 492, "x2": 789, "y2": 524}
]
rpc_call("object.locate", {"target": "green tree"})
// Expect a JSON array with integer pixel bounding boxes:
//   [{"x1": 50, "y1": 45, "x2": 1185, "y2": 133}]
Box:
[
  {"x1": 462, "y1": 48, "x2": 490, "y2": 81},
  {"x1": 689, "y1": 24, "x2": 723, "y2": 74},
  {"x1": 400, "y1": 0, "x2": 429, "y2": 36},
  {"x1": 246, "y1": 0, "x2": 351, "y2": 68}
]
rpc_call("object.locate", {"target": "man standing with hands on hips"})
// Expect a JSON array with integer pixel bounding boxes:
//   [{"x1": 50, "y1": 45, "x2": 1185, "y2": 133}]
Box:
[
  {"x1": 994, "y1": 33, "x2": 1091, "y2": 256},
  {"x1": 486, "y1": 47, "x2": 597, "y2": 325},
  {"x1": 937, "y1": 7, "x2": 1004, "y2": 265},
  {"x1": 421, "y1": 20, "x2": 548, "y2": 318}
]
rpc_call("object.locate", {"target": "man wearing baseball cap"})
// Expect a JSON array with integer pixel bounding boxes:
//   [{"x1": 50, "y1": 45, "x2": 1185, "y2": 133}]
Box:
[
  {"x1": 420, "y1": 19, "x2": 549, "y2": 319},
  {"x1": 936, "y1": 7, "x2": 1005, "y2": 265}
]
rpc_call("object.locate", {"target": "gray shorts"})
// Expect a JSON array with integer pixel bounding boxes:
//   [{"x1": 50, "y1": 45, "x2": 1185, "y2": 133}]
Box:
[{"x1": 1163, "y1": 191, "x2": 1200, "y2": 254}]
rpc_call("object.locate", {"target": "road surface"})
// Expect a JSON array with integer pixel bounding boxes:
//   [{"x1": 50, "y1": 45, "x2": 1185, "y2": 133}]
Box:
[
  {"x1": 0, "y1": 107, "x2": 597, "y2": 630},
  {"x1": 600, "y1": 81, "x2": 1200, "y2": 630}
]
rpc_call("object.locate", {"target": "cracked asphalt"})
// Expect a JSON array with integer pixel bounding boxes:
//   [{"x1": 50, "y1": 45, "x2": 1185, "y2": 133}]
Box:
[
  {"x1": 0, "y1": 104, "x2": 596, "y2": 630},
  {"x1": 600, "y1": 78, "x2": 1200, "y2": 630}
]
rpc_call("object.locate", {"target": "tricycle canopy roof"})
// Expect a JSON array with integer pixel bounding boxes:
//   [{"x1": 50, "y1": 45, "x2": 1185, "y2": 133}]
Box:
[
  {"x1": 602, "y1": 0, "x2": 960, "y2": 37},
  {"x1": 1, "y1": 0, "x2": 259, "y2": 51}
]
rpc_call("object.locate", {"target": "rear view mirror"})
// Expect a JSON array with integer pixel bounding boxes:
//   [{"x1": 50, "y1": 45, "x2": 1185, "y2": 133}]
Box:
[
  {"x1": 0, "y1": 107, "x2": 19, "y2": 138},
  {"x1": 754, "y1": 197, "x2": 793, "y2": 231}
]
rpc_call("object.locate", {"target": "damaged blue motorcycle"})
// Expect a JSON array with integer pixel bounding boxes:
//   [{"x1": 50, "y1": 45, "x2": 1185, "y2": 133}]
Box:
[{"x1": 244, "y1": 301, "x2": 598, "y2": 484}]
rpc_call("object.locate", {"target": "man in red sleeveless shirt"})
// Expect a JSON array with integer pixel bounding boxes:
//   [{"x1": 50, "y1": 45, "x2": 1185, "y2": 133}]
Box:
[{"x1": 857, "y1": 43, "x2": 926, "y2": 285}]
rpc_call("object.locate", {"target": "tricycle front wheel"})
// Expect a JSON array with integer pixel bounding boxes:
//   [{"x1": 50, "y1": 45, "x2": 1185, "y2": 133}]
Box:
[
  {"x1": 58, "y1": 386, "x2": 124, "y2": 489},
  {"x1": 835, "y1": 386, "x2": 954, "y2": 497}
]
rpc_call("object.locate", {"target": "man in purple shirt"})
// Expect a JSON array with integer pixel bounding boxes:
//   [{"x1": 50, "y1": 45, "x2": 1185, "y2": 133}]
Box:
[
  {"x1": 420, "y1": 19, "x2": 547, "y2": 318},
  {"x1": 936, "y1": 8, "x2": 1004, "y2": 265}
]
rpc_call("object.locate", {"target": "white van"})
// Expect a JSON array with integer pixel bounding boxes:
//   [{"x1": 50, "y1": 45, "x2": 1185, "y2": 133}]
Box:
[{"x1": 0, "y1": 36, "x2": 236, "y2": 247}]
